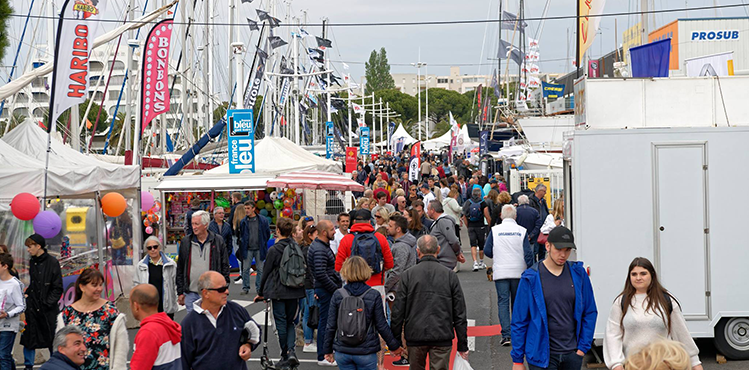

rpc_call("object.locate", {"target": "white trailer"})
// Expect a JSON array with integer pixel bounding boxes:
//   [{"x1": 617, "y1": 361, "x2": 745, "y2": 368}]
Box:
[{"x1": 568, "y1": 127, "x2": 749, "y2": 359}]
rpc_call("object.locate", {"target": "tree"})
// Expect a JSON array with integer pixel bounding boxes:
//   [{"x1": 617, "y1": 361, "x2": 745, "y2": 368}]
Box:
[
  {"x1": 364, "y1": 48, "x2": 395, "y2": 94},
  {"x1": 47, "y1": 99, "x2": 109, "y2": 134},
  {"x1": 0, "y1": 0, "x2": 12, "y2": 62}
]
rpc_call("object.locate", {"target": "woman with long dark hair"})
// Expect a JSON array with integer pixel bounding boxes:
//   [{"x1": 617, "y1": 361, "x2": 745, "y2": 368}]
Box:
[{"x1": 603, "y1": 257, "x2": 702, "y2": 370}]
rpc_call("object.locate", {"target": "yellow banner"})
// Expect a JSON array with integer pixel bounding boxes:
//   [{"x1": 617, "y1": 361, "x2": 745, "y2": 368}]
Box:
[{"x1": 578, "y1": 0, "x2": 607, "y2": 61}]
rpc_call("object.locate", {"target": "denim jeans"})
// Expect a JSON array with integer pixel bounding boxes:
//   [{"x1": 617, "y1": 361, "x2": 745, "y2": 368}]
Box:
[
  {"x1": 528, "y1": 351, "x2": 584, "y2": 370},
  {"x1": 242, "y1": 249, "x2": 263, "y2": 293},
  {"x1": 0, "y1": 332, "x2": 16, "y2": 370},
  {"x1": 495, "y1": 278, "x2": 520, "y2": 339},
  {"x1": 23, "y1": 346, "x2": 51, "y2": 367},
  {"x1": 300, "y1": 289, "x2": 316, "y2": 343},
  {"x1": 334, "y1": 352, "x2": 378, "y2": 370},
  {"x1": 535, "y1": 242, "x2": 546, "y2": 262},
  {"x1": 272, "y1": 299, "x2": 299, "y2": 356},
  {"x1": 184, "y1": 291, "x2": 201, "y2": 313},
  {"x1": 315, "y1": 288, "x2": 333, "y2": 361}
]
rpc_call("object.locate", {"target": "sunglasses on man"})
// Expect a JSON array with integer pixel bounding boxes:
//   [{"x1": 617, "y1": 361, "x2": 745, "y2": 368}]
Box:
[{"x1": 205, "y1": 285, "x2": 230, "y2": 293}]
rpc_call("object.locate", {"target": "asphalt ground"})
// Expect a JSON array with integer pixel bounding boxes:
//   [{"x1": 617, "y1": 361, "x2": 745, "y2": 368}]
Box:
[{"x1": 124, "y1": 227, "x2": 748, "y2": 370}]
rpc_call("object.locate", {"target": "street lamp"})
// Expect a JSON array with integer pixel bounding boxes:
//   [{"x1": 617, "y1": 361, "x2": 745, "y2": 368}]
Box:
[{"x1": 411, "y1": 61, "x2": 426, "y2": 141}]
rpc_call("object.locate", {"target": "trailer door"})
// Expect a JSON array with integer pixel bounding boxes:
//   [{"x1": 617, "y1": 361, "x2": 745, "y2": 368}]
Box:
[{"x1": 653, "y1": 142, "x2": 710, "y2": 320}]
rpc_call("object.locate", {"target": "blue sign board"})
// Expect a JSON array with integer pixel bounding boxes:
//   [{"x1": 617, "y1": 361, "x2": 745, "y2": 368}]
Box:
[
  {"x1": 360, "y1": 127, "x2": 370, "y2": 155},
  {"x1": 326, "y1": 121, "x2": 334, "y2": 159},
  {"x1": 227, "y1": 109, "x2": 255, "y2": 174},
  {"x1": 479, "y1": 130, "x2": 489, "y2": 155}
]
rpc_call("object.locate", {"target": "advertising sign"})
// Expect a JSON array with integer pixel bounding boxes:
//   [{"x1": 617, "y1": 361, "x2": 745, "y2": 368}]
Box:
[
  {"x1": 685, "y1": 51, "x2": 735, "y2": 77},
  {"x1": 227, "y1": 109, "x2": 255, "y2": 174},
  {"x1": 325, "y1": 121, "x2": 334, "y2": 159},
  {"x1": 141, "y1": 19, "x2": 173, "y2": 135},
  {"x1": 542, "y1": 82, "x2": 565, "y2": 99},
  {"x1": 574, "y1": 77, "x2": 586, "y2": 128},
  {"x1": 359, "y1": 127, "x2": 370, "y2": 155},
  {"x1": 479, "y1": 130, "x2": 489, "y2": 155}
]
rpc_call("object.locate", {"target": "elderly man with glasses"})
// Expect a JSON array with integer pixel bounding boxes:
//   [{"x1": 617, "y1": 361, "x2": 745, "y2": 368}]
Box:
[{"x1": 181, "y1": 271, "x2": 261, "y2": 370}]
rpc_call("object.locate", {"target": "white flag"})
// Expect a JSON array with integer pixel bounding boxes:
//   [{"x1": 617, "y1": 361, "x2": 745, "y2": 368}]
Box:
[
  {"x1": 342, "y1": 62, "x2": 350, "y2": 70},
  {"x1": 352, "y1": 102, "x2": 365, "y2": 115},
  {"x1": 356, "y1": 117, "x2": 365, "y2": 127}
]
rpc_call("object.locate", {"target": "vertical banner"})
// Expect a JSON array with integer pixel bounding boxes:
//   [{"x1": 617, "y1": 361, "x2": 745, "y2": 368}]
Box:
[
  {"x1": 449, "y1": 112, "x2": 459, "y2": 160},
  {"x1": 325, "y1": 121, "x2": 334, "y2": 159},
  {"x1": 141, "y1": 19, "x2": 174, "y2": 135},
  {"x1": 408, "y1": 142, "x2": 421, "y2": 182},
  {"x1": 578, "y1": 0, "x2": 607, "y2": 61},
  {"x1": 345, "y1": 147, "x2": 358, "y2": 173},
  {"x1": 588, "y1": 59, "x2": 600, "y2": 78},
  {"x1": 479, "y1": 130, "x2": 489, "y2": 155},
  {"x1": 227, "y1": 109, "x2": 255, "y2": 174},
  {"x1": 359, "y1": 127, "x2": 370, "y2": 155},
  {"x1": 244, "y1": 48, "x2": 268, "y2": 109},
  {"x1": 630, "y1": 39, "x2": 672, "y2": 78},
  {"x1": 395, "y1": 137, "x2": 405, "y2": 154},
  {"x1": 48, "y1": 0, "x2": 105, "y2": 131}
]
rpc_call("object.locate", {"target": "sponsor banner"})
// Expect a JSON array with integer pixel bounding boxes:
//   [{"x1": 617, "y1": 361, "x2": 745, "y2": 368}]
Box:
[
  {"x1": 408, "y1": 142, "x2": 421, "y2": 182},
  {"x1": 345, "y1": 147, "x2": 357, "y2": 173},
  {"x1": 578, "y1": 0, "x2": 607, "y2": 61},
  {"x1": 278, "y1": 77, "x2": 290, "y2": 105},
  {"x1": 325, "y1": 121, "x2": 334, "y2": 159},
  {"x1": 244, "y1": 48, "x2": 268, "y2": 109},
  {"x1": 588, "y1": 59, "x2": 600, "y2": 78},
  {"x1": 542, "y1": 82, "x2": 565, "y2": 99},
  {"x1": 227, "y1": 109, "x2": 255, "y2": 174},
  {"x1": 141, "y1": 19, "x2": 173, "y2": 135},
  {"x1": 48, "y1": 0, "x2": 107, "y2": 130},
  {"x1": 685, "y1": 51, "x2": 735, "y2": 77},
  {"x1": 359, "y1": 126, "x2": 370, "y2": 155},
  {"x1": 479, "y1": 130, "x2": 489, "y2": 155}
]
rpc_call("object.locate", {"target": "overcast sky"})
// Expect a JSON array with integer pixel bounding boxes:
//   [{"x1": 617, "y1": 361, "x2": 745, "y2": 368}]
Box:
[{"x1": 2, "y1": 0, "x2": 746, "y2": 100}]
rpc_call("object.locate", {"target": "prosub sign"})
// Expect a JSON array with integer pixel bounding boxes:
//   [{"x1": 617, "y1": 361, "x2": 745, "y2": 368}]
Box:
[{"x1": 228, "y1": 109, "x2": 255, "y2": 174}]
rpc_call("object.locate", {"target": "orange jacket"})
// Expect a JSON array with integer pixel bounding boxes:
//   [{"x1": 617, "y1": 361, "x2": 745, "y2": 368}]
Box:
[{"x1": 335, "y1": 223, "x2": 394, "y2": 287}]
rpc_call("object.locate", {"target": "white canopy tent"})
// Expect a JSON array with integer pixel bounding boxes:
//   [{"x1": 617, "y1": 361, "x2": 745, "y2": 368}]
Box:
[
  {"x1": 421, "y1": 124, "x2": 477, "y2": 151},
  {"x1": 373, "y1": 124, "x2": 418, "y2": 148}
]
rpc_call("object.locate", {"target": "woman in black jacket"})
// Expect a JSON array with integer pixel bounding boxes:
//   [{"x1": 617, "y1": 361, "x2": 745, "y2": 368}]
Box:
[
  {"x1": 323, "y1": 256, "x2": 401, "y2": 370},
  {"x1": 257, "y1": 217, "x2": 305, "y2": 369}
]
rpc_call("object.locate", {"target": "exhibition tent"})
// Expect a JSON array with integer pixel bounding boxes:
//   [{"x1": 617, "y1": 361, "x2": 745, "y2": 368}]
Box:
[{"x1": 421, "y1": 124, "x2": 477, "y2": 151}]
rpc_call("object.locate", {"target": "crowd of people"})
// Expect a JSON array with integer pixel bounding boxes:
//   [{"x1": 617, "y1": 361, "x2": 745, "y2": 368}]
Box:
[{"x1": 0, "y1": 151, "x2": 706, "y2": 370}]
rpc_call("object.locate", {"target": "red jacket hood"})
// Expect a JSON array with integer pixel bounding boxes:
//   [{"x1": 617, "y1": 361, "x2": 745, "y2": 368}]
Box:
[
  {"x1": 350, "y1": 223, "x2": 375, "y2": 233},
  {"x1": 141, "y1": 312, "x2": 181, "y2": 344}
]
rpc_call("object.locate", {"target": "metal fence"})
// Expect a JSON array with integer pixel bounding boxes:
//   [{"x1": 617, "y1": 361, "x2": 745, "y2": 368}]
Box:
[{"x1": 509, "y1": 169, "x2": 564, "y2": 206}]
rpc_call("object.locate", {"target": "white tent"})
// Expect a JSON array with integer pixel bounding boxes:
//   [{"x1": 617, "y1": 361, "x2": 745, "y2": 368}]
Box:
[
  {"x1": 421, "y1": 125, "x2": 477, "y2": 151},
  {"x1": 383, "y1": 124, "x2": 418, "y2": 147},
  {"x1": 3, "y1": 122, "x2": 140, "y2": 190},
  {"x1": 156, "y1": 136, "x2": 342, "y2": 192}
]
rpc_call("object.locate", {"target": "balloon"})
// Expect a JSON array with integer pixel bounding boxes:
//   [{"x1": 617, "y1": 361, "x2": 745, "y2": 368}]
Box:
[
  {"x1": 273, "y1": 200, "x2": 283, "y2": 210},
  {"x1": 256, "y1": 200, "x2": 266, "y2": 209},
  {"x1": 270, "y1": 192, "x2": 278, "y2": 201},
  {"x1": 277, "y1": 191, "x2": 285, "y2": 200},
  {"x1": 143, "y1": 219, "x2": 151, "y2": 227},
  {"x1": 265, "y1": 216, "x2": 272, "y2": 224},
  {"x1": 282, "y1": 207, "x2": 293, "y2": 217},
  {"x1": 145, "y1": 226, "x2": 153, "y2": 234},
  {"x1": 33, "y1": 210, "x2": 62, "y2": 239},
  {"x1": 264, "y1": 203, "x2": 274, "y2": 212},
  {"x1": 259, "y1": 209, "x2": 269, "y2": 217},
  {"x1": 271, "y1": 216, "x2": 276, "y2": 224},
  {"x1": 265, "y1": 187, "x2": 274, "y2": 194},
  {"x1": 102, "y1": 192, "x2": 127, "y2": 217},
  {"x1": 151, "y1": 201, "x2": 162, "y2": 212},
  {"x1": 11, "y1": 193, "x2": 40, "y2": 221},
  {"x1": 257, "y1": 190, "x2": 266, "y2": 199},
  {"x1": 141, "y1": 191, "x2": 155, "y2": 211},
  {"x1": 286, "y1": 189, "x2": 295, "y2": 198},
  {"x1": 264, "y1": 194, "x2": 271, "y2": 202},
  {"x1": 283, "y1": 198, "x2": 293, "y2": 208},
  {"x1": 293, "y1": 214, "x2": 301, "y2": 221}
]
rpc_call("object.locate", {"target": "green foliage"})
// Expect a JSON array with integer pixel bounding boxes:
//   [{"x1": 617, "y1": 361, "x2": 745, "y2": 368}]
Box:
[
  {"x1": 431, "y1": 120, "x2": 450, "y2": 139},
  {"x1": 47, "y1": 99, "x2": 109, "y2": 134},
  {"x1": 423, "y1": 88, "x2": 472, "y2": 124},
  {"x1": 0, "y1": 0, "x2": 12, "y2": 62},
  {"x1": 105, "y1": 112, "x2": 130, "y2": 155},
  {"x1": 364, "y1": 48, "x2": 395, "y2": 94}
]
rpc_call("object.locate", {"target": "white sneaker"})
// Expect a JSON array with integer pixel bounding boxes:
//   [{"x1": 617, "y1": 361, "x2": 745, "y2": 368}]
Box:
[
  {"x1": 233, "y1": 278, "x2": 243, "y2": 285},
  {"x1": 303, "y1": 343, "x2": 317, "y2": 353},
  {"x1": 472, "y1": 261, "x2": 479, "y2": 272},
  {"x1": 479, "y1": 261, "x2": 487, "y2": 269},
  {"x1": 318, "y1": 360, "x2": 337, "y2": 366}
]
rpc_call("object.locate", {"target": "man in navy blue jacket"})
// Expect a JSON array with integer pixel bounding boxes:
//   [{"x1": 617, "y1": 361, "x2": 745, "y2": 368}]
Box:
[
  {"x1": 307, "y1": 220, "x2": 342, "y2": 367},
  {"x1": 516, "y1": 195, "x2": 543, "y2": 261},
  {"x1": 181, "y1": 271, "x2": 261, "y2": 370},
  {"x1": 239, "y1": 200, "x2": 271, "y2": 295},
  {"x1": 510, "y1": 226, "x2": 597, "y2": 370}
]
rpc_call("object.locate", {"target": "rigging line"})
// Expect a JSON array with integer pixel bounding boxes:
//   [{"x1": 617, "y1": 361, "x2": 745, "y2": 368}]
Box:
[
  {"x1": 9, "y1": 3, "x2": 749, "y2": 26},
  {"x1": 0, "y1": 0, "x2": 37, "y2": 120},
  {"x1": 470, "y1": 0, "x2": 494, "y2": 125}
]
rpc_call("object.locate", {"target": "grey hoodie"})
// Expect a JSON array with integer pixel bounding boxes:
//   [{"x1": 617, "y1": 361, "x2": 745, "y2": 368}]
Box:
[
  {"x1": 385, "y1": 232, "x2": 417, "y2": 293},
  {"x1": 429, "y1": 213, "x2": 462, "y2": 269}
]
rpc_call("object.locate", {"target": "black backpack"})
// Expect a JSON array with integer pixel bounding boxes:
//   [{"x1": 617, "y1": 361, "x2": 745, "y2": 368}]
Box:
[
  {"x1": 336, "y1": 288, "x2": 370, "y2": 346},
  {"x1": 351, "y1": 232, "x2": 383, "y2": 274},
  {"x1": 279, "y1": 241, "x2": 307, "y2": 288}
]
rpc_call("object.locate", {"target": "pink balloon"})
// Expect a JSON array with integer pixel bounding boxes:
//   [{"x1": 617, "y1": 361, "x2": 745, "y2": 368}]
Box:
[
  {"x1": 145, "y1": 226, "x2": 153, "y2": 234},
  {"x1": 33, "y1": 210, "x2": 62, "y2": 239},
  {"x1": 141, "y1": 191, "x2": 155, "y2": 211}
]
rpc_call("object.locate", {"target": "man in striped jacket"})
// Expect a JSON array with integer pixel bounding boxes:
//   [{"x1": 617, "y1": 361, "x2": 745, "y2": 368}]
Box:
[{"x1": 129, "y1": 284, "x2": 182, "y2": 370}]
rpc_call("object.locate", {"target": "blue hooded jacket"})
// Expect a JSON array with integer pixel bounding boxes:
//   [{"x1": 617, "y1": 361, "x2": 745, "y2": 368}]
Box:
[
  {"x1": 238, "y1": 214, "x2": 271, "y2": 261},
  {"x1": 510, "y1": 260, "x2": 597, "y2": 368}
]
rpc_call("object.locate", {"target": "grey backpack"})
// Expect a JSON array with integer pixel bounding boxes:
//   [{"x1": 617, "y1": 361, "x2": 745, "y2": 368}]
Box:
[{"x1": 279, "y1": 241, "x2": 306, "y2": 288}]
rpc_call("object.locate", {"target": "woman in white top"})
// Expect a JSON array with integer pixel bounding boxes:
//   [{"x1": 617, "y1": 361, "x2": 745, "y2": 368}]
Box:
[
  {"x1": 604, "y1": 257, "x2": 702, "y2": 370},
  {"x1": 442, "y1": 188, "x2": 464, "y2": 238},
  {"x1": 540, "y1": 198, "x2": 564, "y2": 235}
]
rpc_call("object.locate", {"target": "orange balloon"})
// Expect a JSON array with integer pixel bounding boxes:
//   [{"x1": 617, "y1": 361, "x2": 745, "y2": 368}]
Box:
[{"x1": 101, "y1": 192, "x2": 127, "y2": 217}]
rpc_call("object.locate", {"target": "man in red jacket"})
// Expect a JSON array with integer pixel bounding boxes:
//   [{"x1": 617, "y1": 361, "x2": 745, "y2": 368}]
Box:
[
  {"x1": 335, "y1": 209, "x2": 394, "y2": 288},
  {"x1": 130, "y1": 284, "x2": 182, "y2": 370}
]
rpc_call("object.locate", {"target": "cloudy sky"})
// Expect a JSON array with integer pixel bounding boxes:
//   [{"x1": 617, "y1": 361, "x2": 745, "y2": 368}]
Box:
[{"x1": 1, "y1": 0, "x2": 746, "y2": 101}]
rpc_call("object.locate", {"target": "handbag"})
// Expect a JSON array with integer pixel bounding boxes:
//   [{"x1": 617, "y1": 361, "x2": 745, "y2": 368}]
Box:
[
  {"x1": 537, "y1": 232, "x2": 549, "y2": 245},
  {"x1": 307, "y1": 305, "x2": 319, "y2": 329}
]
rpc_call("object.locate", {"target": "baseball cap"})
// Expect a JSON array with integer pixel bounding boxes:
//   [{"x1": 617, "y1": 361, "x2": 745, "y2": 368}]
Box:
[
  {"x1": 420, "y1": 183, "x2": 429, "y2": 190},
  {"x1": 352, "y1": 209, "x2": 372, "y2": 221},
  {"x1": 489, "y1": 178, "x2": 498, "y2": 184},
  {"x1": 547, "y1": 226, "x2": 576, "y2": 249}
]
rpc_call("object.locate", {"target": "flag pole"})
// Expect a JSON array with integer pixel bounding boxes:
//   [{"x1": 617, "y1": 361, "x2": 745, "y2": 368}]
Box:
[{"x1": 576, "y1": 0, "x2": 581, "y2": 78}]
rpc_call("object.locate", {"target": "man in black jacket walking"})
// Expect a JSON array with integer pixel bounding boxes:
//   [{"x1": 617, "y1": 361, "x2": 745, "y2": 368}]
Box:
[
  {"x1": 391, "y1": 235, "x2": 468, "y2": 370},
  {"x1": 21, "y1": 234, "x2": 63, "y2": 370},
  {"x1": 307, "y1": 220, "x2": 342, "y2": 367}
]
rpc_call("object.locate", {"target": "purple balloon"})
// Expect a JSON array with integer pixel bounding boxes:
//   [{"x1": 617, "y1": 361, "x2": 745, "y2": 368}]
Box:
[
  {"x1": 264, "y1": 194, "x2": 271, "y2": 202},
  {"x1": 33, "y1": 210, "x2": 62, "y2": 239},
  {"x1": 141, "y1": 191, "x2": 155, "y2": 211}
]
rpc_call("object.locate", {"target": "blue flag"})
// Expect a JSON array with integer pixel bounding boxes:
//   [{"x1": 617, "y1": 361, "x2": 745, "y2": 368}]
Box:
[{"x1": 630, "y1": 39, "x2": 671, "y2": 78}]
